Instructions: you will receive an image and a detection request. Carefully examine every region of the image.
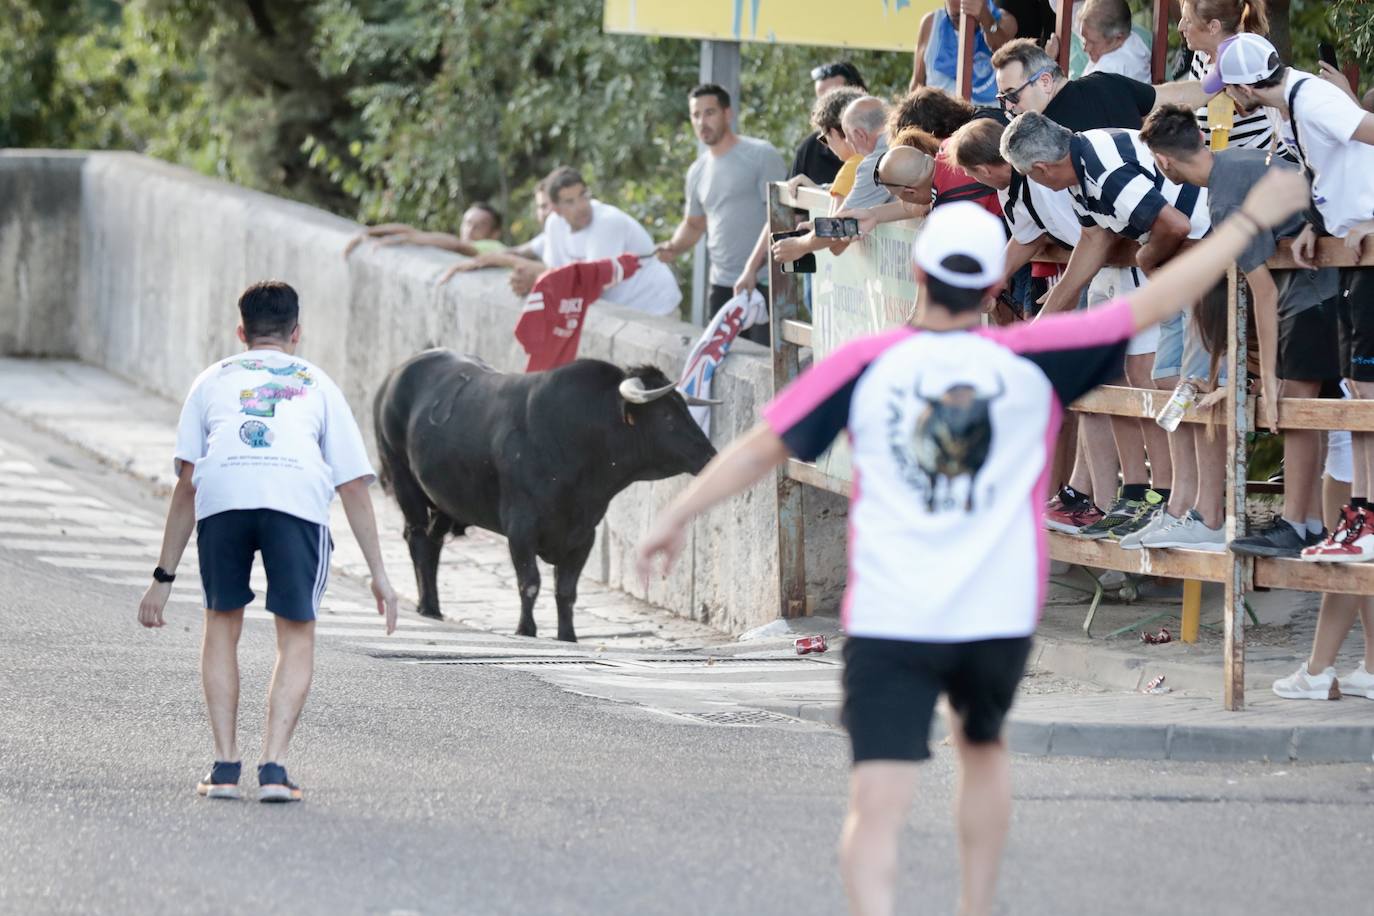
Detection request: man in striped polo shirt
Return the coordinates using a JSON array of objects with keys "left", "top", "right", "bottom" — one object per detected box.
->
[{"left": 1003, "top": 113, "right": 1229, "bottom": 551}]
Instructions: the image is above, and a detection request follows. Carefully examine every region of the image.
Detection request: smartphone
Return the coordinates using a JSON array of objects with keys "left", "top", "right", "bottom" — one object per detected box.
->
[
  {"left": 1318, "top": 41, "right": 1338, "bottom": 69},
  {"left": 813, "top": 216, "right": 860, "bottom": 238}
]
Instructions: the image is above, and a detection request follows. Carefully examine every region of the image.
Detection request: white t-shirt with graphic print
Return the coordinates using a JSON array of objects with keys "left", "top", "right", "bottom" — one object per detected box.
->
[{"left": 174, "top": 350, "right": 375, "bottom": 526}]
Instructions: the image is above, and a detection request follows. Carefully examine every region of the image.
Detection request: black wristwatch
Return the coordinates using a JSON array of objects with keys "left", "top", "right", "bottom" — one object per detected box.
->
[{"left": 152, "top": 566, "right": 176, "bottom": 584}]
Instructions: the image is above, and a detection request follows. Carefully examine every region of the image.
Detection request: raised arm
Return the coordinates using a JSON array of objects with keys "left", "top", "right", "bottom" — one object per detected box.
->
[
  {"left": 1151, "top": 80, "right": 1209, "bottom": 113},
  {"left": 1124, "top": 168, "right": 1309, "bottom": 332},
  {"left": 1039, "top": 225, "right": 1114, "bottom": 314}
]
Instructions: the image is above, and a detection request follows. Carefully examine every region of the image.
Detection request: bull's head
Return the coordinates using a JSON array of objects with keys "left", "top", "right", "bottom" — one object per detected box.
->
[
  {"left": 616, "top": 366, "right": 717, "bottom": 477},
  {"left": 912, "top": 375, "right": 1004, "bottom": 479}
]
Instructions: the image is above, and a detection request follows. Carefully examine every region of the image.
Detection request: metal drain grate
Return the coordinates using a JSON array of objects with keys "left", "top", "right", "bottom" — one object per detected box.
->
[{"left": 686, "top": 709, "right": 801, "bottom": 726}]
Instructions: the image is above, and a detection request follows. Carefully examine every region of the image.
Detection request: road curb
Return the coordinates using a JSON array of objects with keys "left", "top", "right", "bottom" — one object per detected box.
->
[{"left": 754, "top": 702, "right": 1374, "bottom": 763}]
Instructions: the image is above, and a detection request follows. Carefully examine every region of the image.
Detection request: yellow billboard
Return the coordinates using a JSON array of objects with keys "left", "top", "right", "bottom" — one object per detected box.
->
[{"left": 603, "top": 0, "right": 939, "bottom": 53}]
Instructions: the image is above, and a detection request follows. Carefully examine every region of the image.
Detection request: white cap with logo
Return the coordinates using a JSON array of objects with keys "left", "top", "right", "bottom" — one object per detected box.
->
[
  {"left": 1216, "top": 32, "right": 1282, "bottom": 87},
  {"left": 912, "top": 202, "right": 1006, "bottom": 289}
]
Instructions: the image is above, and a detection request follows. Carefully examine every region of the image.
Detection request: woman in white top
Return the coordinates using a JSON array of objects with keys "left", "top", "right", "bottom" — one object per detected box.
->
[{"left": 1179, "top": 0, "right": 1278, "bottom": 150}]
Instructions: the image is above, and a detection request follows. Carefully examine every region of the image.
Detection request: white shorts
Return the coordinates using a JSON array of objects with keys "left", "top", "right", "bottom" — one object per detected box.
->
[{"left": 1089, "top": 266, "right": 1157, "bottom": 356}]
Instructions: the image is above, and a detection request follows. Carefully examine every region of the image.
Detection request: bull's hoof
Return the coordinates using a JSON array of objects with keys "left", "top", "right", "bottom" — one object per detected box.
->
[
  {"left": 556, "top": 631, "right": 578, "bottom": 643},
  {"left": 515, "top": 624, "right": 537, "bottom": 638},
  {"left": 417, "top": 607, "right": 444, "bottom": 620}
]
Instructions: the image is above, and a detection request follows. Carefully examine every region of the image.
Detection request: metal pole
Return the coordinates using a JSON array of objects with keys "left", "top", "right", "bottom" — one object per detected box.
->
[
  {"left": 1223, "top": 264, "right": 1250, "bottom": 709},
  {"left": 693, "top": 40, "right": 743, "bottom": 327},
  {"left": 768, "top": 181, "right": 806, "bottom": 619},
  {"left": 957, "top": 14, "right": 976, "bottom": 100},
  {"left": 1151, "top": 0, "right": 1170, "bottom": 84},
  {"left": 1056, "top": 0, "right": 1075, "bottom": 75}
]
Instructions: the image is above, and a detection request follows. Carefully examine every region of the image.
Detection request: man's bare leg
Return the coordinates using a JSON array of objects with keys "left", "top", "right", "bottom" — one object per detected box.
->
[
  {"left": 1081, "top": 414, "right": 1121, "bottom": 510},
  {"left": 1282, "top": 380, "right": 1322, "bottom": 527},
  {"left": 1126, "top": 354, "right": 1172, "bottom": 491},
  {"left": 202, "top": 609, "right": 244, "bottom": 762},
  {"left": 260, "top": 617, "right": 316, "bottom": 765},
  {"left": 1194, "top": 421, "right": 1227, "bottom": 530},
  {"left": 950, "top": 715, "right": 1012, "bottom": 916},
  {"left": 839, "top": 761, "right": 920, "bottom": 916}
]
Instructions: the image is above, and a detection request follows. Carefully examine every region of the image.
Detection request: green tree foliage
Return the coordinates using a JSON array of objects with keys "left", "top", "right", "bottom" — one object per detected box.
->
[{"left": 1, "top": 0, "right": 1368, "bottom": 241}]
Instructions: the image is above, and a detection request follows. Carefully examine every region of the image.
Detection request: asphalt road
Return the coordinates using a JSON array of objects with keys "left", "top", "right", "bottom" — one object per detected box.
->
[{"left": 2, "top": 417, "right": 1373, "bottom": 916}]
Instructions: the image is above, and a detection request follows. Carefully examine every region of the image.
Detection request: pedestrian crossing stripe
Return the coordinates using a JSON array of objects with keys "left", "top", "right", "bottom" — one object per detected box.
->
[
  {"left": 0, "top": 524, "right": 160, "bottom": 540},
  {"left": 0, "top": 506, "right": 160, "bottom": 527},
  {"left": 0, "top": 488, "right": 110, "bottom": 508},
  {"left": 1, "top": 538, "right": 149, "bottom": 556}
]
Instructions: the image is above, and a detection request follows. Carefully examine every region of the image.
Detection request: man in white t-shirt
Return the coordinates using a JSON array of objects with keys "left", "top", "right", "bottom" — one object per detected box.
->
[
  {"left": 1078, "top": 0, "right": 1151, "bottom": 83},
  {"left": 535, "top": 166, "right": 682, "bottom": 317},
  {"left": 636, "top": 172, "right": 1307, "bottom": 916},
  {"left": 138, "top": 281, "right": 398, "bottom": 803},
  {"left": 1218, "top": 34, "right": 1374, "bottom": 564}
]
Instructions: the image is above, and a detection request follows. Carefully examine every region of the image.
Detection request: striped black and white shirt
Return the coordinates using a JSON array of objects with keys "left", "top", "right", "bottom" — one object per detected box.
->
[
  {"left": 1068, "top": 129, "right": 1211, "bottom": 241},
  {"left": 1189, "top": 50, "right": 1277, "bottom": 151}
]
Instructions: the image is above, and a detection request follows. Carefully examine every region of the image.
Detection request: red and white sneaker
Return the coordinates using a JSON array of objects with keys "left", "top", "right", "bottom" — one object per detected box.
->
[
  {"left": 1301, "top": 506, "right": 1374, "bottom": 563},
  {"left": 1045, "top": 499, "right": 1105, "bottom": 535}
]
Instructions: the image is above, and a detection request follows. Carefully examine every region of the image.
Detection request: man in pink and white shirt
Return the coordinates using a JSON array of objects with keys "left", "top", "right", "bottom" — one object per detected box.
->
[{"left": 636, "top": 172, "right": 1307, "bottom": 916}]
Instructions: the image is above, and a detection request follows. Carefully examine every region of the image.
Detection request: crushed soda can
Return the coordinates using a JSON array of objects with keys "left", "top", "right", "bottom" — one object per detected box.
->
[
  {"left": 794, "top": 635, "right": 828, "bottom": 655},
  {"left": 1140, "top": 627, "right": 1172, "bottom": 645},
  {"left": 1142, "top": 673, "right": 1171, "bottom": 695}
]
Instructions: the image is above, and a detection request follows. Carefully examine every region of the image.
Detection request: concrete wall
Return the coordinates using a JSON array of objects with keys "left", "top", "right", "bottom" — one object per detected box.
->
[
  {"left": 1, "top": 150, "right": 847, "bottom": 634},
  {"left": 0, "top": 152, "right": 86, "bottom": 356}
]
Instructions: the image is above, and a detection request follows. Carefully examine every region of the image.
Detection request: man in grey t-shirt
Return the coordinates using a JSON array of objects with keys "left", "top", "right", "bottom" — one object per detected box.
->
[
  {"left": 657, "top": 83, "right": 787, "bottom": 344},
  {"left": 1143, "top": 104, "right": 1340, "bottom": 559}
]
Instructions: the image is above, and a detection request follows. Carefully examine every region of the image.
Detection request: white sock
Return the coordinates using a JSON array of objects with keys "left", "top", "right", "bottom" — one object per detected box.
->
[
  {"left": 1282, "top": 516, "right": 1307, "bottom": 536},
  {"left": 1306, "top": 517, "right": 1324, "bottom": 535}
]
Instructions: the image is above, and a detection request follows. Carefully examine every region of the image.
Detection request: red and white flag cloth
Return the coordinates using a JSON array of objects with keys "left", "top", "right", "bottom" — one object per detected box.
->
[
  {"left": 516, "top": 254, "right": 640, "bottom": 372},
  {"left": 677, "top": 290, "right": 767, "bottom": 436}
]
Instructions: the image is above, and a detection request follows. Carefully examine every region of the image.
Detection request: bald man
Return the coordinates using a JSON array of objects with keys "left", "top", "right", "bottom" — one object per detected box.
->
[
  {"left": 875, "top": 145, "right": 936, "bottom": 206},
  {"left": 839, "top": 97, "right": 894, "bottom": 210}
]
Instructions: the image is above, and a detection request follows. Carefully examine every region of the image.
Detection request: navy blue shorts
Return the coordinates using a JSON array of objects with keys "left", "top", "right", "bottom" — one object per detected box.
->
[{"left": 196, "top": 509, "right": 331, "bottom": 621}]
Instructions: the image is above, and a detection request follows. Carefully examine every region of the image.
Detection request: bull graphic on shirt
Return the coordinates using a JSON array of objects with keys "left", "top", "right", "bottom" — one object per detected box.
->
[
  {"left": 239, "top": 381, "right": 309, "bottom": 418},
  {"left": 909, "top": 375, "right": 1004, "bottom": 512}
]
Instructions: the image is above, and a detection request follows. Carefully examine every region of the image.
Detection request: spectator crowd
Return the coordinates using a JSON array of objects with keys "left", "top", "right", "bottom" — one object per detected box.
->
[{"left": 344, "top": 0, "right": 1374, "bottom": 702}]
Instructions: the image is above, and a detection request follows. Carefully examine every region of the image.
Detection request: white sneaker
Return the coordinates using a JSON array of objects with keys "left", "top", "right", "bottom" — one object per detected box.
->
[
  {"left": 1118, "top": 510, "right": 1177, "bottom": 550},
  {"left": 1272, "top": 664, "right": 1340, "bottom": 700},
  {"left": 1138, "top": 510, "right": 1226, "bottom": 552},
  {"left": 1340, "top": 663, "right": 1374, "bottom": 699}
]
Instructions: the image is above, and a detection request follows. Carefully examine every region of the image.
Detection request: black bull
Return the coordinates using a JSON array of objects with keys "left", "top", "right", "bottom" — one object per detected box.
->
[{"left": 373, "top": 350, "right": 717, "bottom": 641}]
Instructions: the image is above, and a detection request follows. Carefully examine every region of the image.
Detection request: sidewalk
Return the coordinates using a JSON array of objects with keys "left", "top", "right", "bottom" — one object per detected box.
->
[{"left": 3, "top": 357, "right": 1372, "bottom": 763}]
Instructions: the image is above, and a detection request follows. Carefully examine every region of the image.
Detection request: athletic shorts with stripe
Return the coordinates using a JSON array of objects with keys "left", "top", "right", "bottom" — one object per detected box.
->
[{"left": 196, "top": 508, "right": 332, "bottom": 621}]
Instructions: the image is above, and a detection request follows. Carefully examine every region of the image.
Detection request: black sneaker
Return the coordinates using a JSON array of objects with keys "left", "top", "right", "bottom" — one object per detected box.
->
[
  {"left": 1229, "top": 519, "right": 1307, "bottom": 558},
  {"left": 257, "top": 762, "right": 303, "bottom": 803},
  {"left": 196, "top": 761, "right": 242, "bottom": 800},
  {"left": 1306, "top": 527, "right": 1329, "bottom": 547}
]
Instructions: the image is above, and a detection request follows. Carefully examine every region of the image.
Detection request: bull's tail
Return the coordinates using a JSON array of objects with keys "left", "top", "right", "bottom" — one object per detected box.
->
[{"left": 372, "top": 377, "right": 395, "bottom": 496}]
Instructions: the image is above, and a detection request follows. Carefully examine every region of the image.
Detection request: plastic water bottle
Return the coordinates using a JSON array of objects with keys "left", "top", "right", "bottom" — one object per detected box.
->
[{"left": 1156, "top": 380, "right": 1198, "bottom": 432}]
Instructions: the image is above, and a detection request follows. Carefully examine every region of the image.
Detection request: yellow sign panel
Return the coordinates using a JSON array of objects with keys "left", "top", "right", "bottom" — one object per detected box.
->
[{"left": 603, "top": 0, "right": 939, "bottom": 53}]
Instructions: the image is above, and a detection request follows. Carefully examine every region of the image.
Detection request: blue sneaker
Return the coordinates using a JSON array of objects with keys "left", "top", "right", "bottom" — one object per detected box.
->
[
  {"left": 196, "top": 761, "right": 242, "bottom": 800},
  {"left": 257, "top": 762, "right": 303, "bottom": 803}
]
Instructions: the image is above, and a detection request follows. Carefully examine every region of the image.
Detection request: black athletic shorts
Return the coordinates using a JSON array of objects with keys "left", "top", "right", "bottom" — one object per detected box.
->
[
  {"left": 1278, "top": 297, "right": 1340, "bottom": 382},
  {"left": 196, "top": 509, "right": 331, "bottom": 622},
  {"left": 1338, "top": 267, "right": 1374, "bottom": 382},
  {"left": 841, "top": 635, "right": 1033, "bottom": 763}
]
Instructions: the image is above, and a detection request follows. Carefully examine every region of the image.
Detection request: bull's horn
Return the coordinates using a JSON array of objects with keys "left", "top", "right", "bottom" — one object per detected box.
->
[
  {"left": 619, "top": 377, "right": 677, "bottom": 404},
  {"left": 681, "top": 394, "right": 722, "bottom": 407}
]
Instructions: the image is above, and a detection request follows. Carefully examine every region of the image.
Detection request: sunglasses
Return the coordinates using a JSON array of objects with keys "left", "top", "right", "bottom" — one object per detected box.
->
[
  {"left": 818, "top": 132, "right": 844, "bottom": 149},
  {"left": 996, "top": 68, "right": 1051, "bottom": 108}
]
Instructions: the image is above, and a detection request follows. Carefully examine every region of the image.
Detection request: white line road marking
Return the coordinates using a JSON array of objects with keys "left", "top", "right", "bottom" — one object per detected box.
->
[
  {"left": 0, "top": 489, "right": 109, "bottom": 508},
  {"left": 42, "top": 556, "right": 196, "bottom": 572},
  {"left": 0, "top": 460, "right": 40, "bottom": 474},
  {"left": 0, "top": 523, "right": 160, "bottom": 541},
  {"left": 90, "top": 574, "right": 200, "bottom": 592},
  {"left": 1, "top": 538, "right": 149, "bottom": 556},
  {"left": 1, "top": 507, "right": 159, "bottom": 526},
  {"left": 7, "top": 477, "right": 77, "bottom": 493}
]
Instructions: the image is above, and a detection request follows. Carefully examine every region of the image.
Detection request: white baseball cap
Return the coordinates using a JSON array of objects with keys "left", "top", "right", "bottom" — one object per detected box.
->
[
  {"left": 1216, "top": 32, "right": 1282, "bottom": 87},
  {"left": 912, "top": 202, "right": 1006, "bottom": 289}
]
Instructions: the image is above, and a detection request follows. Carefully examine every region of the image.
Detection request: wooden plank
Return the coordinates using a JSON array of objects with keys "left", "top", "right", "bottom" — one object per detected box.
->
[
  {"left": 1223, "top": 264, "right": 1248, "bottom": 711},
  {"left": 777, "top": 184, "right": 829, "bottom": 211},
  {"left": 1252, "top": 397, "right": 1374, "bottom": 433},
  {"left": 1055, "top": 0, "right": 1074, "bottom": 75},
  {"left": 1029, "top": 236, "right": 1138, "bottom": 267},
  {"left": 785, "top": 459, "right": 851, "bottom": 497},
  {"left": 1254, "top": 557, "right": 1374, "bottom": 594},
  {"left": 1267, "top": 238, "right": 1374, "bottom": 270},
  {"left": 1048, "top": 532, "right": 1230, "bottom": 581},
  {"left": 1070, "top": 385, "right": 1224, "bottom": 426},
  {"left": 956, "top": 14, "right": 976, "bottom": 101},
  {"left": 1151, "top": 0, "right": 1169, "bottom": 83},
  {"left": 768, "top": 182, "right": 808, "bottom": 620},
  {"left": 780, "top": 319, "right": 812, "bottom": 349}
]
